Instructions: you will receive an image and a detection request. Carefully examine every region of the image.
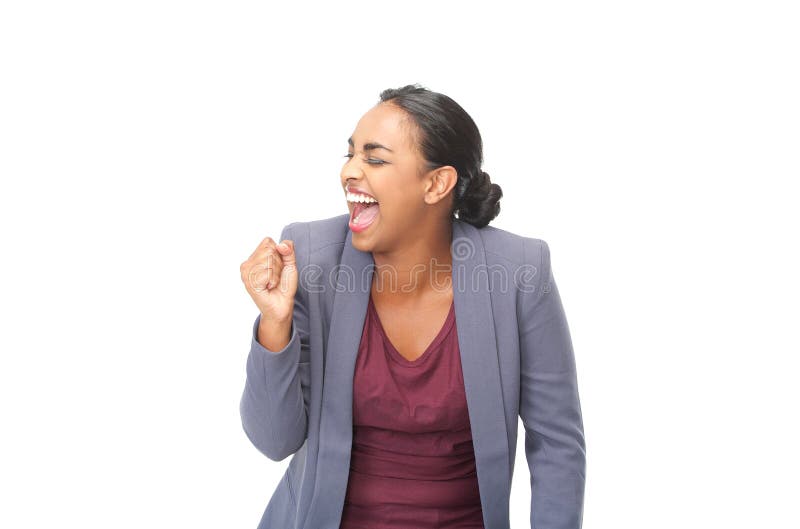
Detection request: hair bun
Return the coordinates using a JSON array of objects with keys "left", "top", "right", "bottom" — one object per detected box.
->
[{"left": 455, "top": 170, "right": 503, "bottom": 228}]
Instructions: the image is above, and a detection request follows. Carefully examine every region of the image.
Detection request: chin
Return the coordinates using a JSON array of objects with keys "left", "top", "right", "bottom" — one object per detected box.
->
[{"left": 351, "top": 235, "right": 374, "bottom": 253}]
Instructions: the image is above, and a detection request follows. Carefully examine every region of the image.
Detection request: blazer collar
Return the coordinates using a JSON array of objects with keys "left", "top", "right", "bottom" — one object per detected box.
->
[{"left": 304, "top": 219, "right": 511, "bottom": 529}]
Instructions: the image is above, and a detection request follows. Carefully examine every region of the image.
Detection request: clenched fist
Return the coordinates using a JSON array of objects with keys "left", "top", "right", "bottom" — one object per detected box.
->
[{"left": 240, "top": 235, "right": 298, "bottom": 324}]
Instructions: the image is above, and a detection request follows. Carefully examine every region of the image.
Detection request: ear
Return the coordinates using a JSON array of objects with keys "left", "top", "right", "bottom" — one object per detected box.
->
[{"left": 424, "top": 166, "right": 458, "bottom": 205}]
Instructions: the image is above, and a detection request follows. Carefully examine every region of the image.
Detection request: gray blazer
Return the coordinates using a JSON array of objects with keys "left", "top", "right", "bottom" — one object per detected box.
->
[{"left": 240, "top": 213, "right": 586, "bottom": 529}]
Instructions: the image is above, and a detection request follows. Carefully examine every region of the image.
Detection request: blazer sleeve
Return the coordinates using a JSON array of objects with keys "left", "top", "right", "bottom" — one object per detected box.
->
[
  {"left": 240, "top": 222, "right": 312, "bottom": 462},
  {"left": 518, "top": 238, "right": 586, "bottom": 529}
]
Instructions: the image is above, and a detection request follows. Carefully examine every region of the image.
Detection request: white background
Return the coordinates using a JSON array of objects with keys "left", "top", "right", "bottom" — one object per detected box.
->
[{"left": 1, "top": 1, "right": 798, "bottom": 528}]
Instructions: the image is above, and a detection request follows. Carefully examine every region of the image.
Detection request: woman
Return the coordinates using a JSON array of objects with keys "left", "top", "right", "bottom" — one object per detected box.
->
[{"left": 239, "top": 84, "right": 586, "bottom": 529}]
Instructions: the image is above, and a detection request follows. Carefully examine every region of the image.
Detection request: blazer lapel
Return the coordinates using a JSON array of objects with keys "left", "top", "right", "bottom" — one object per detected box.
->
[
  {"left": 304, "top": 219, "right": 510, "bottom": 529},
  {"left": 450, "top": 220, "right": 512, "bottom": 529},
  {"left": 302, "top": 227, "right": 373, "bottom": 529}
]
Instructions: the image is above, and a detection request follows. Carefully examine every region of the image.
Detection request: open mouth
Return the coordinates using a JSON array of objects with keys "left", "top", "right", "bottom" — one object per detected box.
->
[{"left": 350, "top": 200, "right": 380, "bottom": 229}]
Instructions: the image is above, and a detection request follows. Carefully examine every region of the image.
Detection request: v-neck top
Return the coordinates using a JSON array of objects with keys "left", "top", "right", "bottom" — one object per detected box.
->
[
  {"left": 339, "top": 294, "right": 485, "bottom": 529},
  {"left": 377, "top": 296, "right": 456, "bottom": 366}
]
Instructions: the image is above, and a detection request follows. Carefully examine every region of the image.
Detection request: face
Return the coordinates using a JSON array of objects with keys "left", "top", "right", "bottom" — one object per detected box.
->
[{"left": 341, "top": 102, "right": 455, "bottom": 252}]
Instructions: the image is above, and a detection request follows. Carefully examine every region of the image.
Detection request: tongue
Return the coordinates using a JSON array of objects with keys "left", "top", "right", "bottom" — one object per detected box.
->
[{"left": 353, "top": 202, "right": 379, "bottom": 225}]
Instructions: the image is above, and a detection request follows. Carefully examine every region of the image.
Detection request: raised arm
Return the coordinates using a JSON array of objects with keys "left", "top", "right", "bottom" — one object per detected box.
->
[
  {"left": 239, "top": 222, "right": 312, "bottom": 461},
  {"left": 518, "top": 238, "right": 586, "bottom": 529}
]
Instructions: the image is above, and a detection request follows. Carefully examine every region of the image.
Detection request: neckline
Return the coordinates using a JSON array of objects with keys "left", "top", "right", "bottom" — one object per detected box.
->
[{"left": 368, "top": 294, "right": 455, "bottom": 367}]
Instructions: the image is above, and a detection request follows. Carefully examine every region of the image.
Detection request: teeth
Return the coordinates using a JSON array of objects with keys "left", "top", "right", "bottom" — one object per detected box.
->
[{"left": 346, "top": 191, "right": 378, "bottom": 204}]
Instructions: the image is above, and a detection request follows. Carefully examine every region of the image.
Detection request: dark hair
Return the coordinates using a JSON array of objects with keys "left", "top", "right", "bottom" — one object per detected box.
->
[{"left": 378, "top": 84, "right": 503, "bottom": 228}]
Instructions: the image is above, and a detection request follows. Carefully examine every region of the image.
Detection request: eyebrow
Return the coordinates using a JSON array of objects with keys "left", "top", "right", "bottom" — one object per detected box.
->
[{"left": 348, "top": 137, "right": 394, "bottom": 153}]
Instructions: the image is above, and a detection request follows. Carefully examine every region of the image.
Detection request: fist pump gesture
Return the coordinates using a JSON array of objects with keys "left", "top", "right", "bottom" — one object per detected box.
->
[{"left": 240, "top": 236, "right": 298, "bottom": 324}]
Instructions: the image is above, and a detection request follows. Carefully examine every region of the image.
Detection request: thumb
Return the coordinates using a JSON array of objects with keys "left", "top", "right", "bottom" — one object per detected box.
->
[
  {"left": 277, "top": 240, "right": 296, "bottom": 266},
  {"left": 277, "top": 240, "right": 297, "bottom": 293}
]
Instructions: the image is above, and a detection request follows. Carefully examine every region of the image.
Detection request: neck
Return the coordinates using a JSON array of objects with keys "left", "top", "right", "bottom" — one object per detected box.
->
[{"left": 370, "top": 220, "right": 453, "bottom": 300}]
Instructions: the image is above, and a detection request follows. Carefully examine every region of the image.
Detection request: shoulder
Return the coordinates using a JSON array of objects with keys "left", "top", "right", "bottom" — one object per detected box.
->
[
  {"left": 280, "top": 213, "right": 351, "bottom": 256},
  {"left": 476, "top": 223, "right": 551, "bottom": 272},
  {"left": 472, "top": 223, "right": 554, "bottom": 307}
]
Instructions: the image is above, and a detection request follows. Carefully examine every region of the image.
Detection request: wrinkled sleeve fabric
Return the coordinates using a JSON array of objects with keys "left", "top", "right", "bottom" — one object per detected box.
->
[
  {"left": 240, "top": 222, "right": 311, "bottom": 462},
  {"left": 518, "top": 238, "right": 586, "bottom": 529}
]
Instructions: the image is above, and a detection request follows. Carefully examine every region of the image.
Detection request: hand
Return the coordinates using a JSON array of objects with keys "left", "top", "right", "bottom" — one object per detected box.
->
[{"left": 240, "top": 235, "right": 298, "bottom": 323}]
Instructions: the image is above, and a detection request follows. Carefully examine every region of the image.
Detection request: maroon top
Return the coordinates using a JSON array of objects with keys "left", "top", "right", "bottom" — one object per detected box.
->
[{"left": 339, "top": 294, "right": 485, "bottom": 529}]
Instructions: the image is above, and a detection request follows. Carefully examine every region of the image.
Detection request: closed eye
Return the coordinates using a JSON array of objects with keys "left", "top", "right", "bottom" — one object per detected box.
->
[{"left": 343, "top": 154, "right": 387, "bottom": 165}]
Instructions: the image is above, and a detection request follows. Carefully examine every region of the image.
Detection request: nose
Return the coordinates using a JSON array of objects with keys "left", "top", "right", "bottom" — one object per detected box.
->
[{"left": 340, "top": 153, "right": 365, "bottom": 183}]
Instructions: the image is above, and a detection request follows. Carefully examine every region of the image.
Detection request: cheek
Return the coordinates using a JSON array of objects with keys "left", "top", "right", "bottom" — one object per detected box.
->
[
  {"left": 379, "top": 183, "right": 425, "bottom": 211},
  {"left": 378, "top": 193, "right": 425, "bottom": 219}
]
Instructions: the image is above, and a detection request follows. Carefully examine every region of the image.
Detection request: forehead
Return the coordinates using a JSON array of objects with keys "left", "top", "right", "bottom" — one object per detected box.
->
[{"left": 350, "top": 103, "right": 416, "bottom": 152}]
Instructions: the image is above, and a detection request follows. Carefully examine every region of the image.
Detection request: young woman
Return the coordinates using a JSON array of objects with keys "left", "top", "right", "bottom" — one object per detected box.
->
[{"left": 239, "top": 84, "right": 586, "bottom": 529}]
